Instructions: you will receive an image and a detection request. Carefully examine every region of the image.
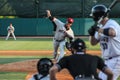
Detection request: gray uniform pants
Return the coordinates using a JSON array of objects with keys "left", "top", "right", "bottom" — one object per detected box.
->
[{"left": 6, "top": 31, "right": 16, "bottom": 40}]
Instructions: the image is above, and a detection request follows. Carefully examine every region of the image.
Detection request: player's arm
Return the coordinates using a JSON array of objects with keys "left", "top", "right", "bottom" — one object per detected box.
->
[
  {"left": 103, "top": 68, "right": 113, "bottom": 80},
  {"left": 89, "top": 27, "right": 116, "bottom": 45},
  {"left": 97, "top": 28, "right": 116, "bottom": 37},
  {"left": 49, "top": 57, "right": 67, "bottom": 80},
  {"left": 88, "top": 23, "right": 100, "bottom": 45},
  {"left": 46, "top": 10, "right": 65, "bottom": 30},
  {"left": 89, "top": 36, "right": 99, "bottom": 45},
  {"left": 46, "top": 10, "right": 57, "bottom": 32},
  {"left": 64, "top": 30, "right": 74, "bottom": 41},
  {"left": 46, "top": 10, "right": 56, "bottom": 21},
  {"left": 49, "top": 65, "right": 58, "bottom": 80},
  {"left": 97, "top": 56, "right": 113, "bottom": 80}
]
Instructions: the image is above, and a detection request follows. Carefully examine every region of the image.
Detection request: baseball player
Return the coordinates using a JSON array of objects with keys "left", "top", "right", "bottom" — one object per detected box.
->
[
  {"left": 88, "top": 4, "right": 120, "bottom": 80},
  {"left": 49, "top": 38, "right": 113, "bottom": 80},
  {"left": 5, "top": 23, "right": 16, "bottom": 40},
  {"left": 46, "top": 10, "right": 74, "bottom": 62},
  {"left": 29, "top": 58, "right": 53, "bottom": 80}
]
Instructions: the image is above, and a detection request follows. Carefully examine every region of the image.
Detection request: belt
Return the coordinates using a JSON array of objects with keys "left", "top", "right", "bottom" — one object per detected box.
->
[
  {"left": 105, "top": 57, "right": 112, "bottom": 60},
  {"left": 105, "top": 55, "right": 120, "bottom": 60},
  {"left": 75, "top": 75, "right": 95, "bottom": 80},
  {"left": 54, "top": 38, "right": 65, "bottom": 42}
]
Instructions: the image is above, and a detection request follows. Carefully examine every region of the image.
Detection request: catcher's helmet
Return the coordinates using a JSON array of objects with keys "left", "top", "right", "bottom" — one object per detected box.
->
[
  {"left": 71, "top": 38, "right": 86, "bottom": 52},
  {"left": 67, "top": 18, "right": 74, "bottom": 23},
  {"left": 90, "top": 4, "right": 107, "bottom": 21},
  {"left": 37, "top": 58, "right": 53, "bottom": 76}
]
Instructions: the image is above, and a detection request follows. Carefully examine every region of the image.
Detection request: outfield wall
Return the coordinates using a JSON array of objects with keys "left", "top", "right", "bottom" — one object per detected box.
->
[{"left": 0, "top": 18, "right": 120, "bottom": 36}]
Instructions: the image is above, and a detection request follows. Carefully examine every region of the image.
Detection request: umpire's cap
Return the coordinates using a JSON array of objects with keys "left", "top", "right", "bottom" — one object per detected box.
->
[
  {"left": 37, "top": 58, "right": 53, "bottom": 76},
  {"left": 71, "top": 38, "right": 86, "bottom": 52}
]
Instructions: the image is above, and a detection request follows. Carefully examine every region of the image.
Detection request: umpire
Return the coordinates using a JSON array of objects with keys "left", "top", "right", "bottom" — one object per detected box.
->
[{"left": 49, "top": 38, "right": 113, "bottom": 80}]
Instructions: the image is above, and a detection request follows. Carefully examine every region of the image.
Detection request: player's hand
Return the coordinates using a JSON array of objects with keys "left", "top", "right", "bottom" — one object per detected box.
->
[
  {"left": 46, "top": 10, "right": 51, "bottom": 17},
  {"left": 88, "top": 24, "right": 99, "bottom": 36},
  {"left": 46, "top": 10, "right": 50, "bottom": 13}
]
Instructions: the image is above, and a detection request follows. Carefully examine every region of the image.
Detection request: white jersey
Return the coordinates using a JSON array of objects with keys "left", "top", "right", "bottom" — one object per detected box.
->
[
  {"left": 29, "top": 74, "right": 50, "bottom": 80},
  {"left": 54, "top": 19, "right": 74, "bottom": 40},
  {"left": 95, "top": 19, "right": 120, "bottom": 59},
  {"left": 7, "top": 26, "right": 14, "bottom": 31}
]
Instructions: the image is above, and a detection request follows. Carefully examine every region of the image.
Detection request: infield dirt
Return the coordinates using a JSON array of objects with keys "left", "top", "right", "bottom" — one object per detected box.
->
[{"left": 0, "top": 50, "right": 101, "bottom": 80}]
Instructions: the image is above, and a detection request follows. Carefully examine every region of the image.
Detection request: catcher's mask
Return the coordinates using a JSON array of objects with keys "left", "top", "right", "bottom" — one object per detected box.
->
[
  {"left": 71, "top": 38, "right": 86, "bottom": 52},
  {"left": 37, "top": 58, "right": 53, "bottom": 76},
  {"left": 90, "top": 4, "right": 107, "bottom": 21}
]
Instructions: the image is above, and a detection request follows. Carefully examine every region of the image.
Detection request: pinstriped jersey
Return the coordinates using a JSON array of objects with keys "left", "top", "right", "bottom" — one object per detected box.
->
[{"left": 95, "top": 19, "right": 120, "bottom": 59}]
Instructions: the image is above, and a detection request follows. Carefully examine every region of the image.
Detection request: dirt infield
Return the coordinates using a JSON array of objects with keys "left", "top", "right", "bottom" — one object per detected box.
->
[
  {"left": 0, "top": 50, "right": 101, "bottom": 80},
  {"left": 0, "top": 50, "right": 101, "bottom": 56}
]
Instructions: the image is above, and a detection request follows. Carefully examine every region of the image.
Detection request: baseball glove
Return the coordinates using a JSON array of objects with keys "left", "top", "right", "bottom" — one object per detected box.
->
[
  {"left": 65, "top": 42, "right": 72, "bottom": 51},
  {"left": 88, "top": 24, "right": 99, "bottom": 36}
]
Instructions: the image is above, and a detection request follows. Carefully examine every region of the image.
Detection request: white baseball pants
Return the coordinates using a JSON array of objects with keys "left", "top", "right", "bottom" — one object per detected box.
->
[
  {"left": 53, "top": 39, "right": 65, "bottom": 62},
  {"left": 99, "top": 56, "right": 120, "bottom": 80},
  {"left": 6, "top": 32, "right": 16, "bottom": 40}
]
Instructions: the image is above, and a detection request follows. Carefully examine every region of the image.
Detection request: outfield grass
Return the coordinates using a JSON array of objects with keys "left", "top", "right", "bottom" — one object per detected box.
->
[
  {"left": 0, "top": 38, "right": 53, "bottom": 50},
  {"left": 0, "top": 37, "right": 100, "bottom": 50},
  {"left": 0, "top": 72, "right": 27, "bottom": 80}
]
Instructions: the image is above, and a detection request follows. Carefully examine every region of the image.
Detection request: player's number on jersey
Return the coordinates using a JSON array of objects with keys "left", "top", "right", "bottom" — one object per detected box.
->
[{"left": 101, "top": 43, "right": 108, "bottom": 50}]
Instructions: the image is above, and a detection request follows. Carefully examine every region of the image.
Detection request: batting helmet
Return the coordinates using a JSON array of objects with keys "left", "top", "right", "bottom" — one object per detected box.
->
[
  {"left": 90, "top": 4, "right": 107, "bottom": 21},
  {"left": 67, "top": 18, "right": 74, "bottom": 23},
  {"left": 71, "top": 38, "right": 86, "bottom": 52},
  {"left": 37, "top": 58, "right": 53, "bottom": 76}
]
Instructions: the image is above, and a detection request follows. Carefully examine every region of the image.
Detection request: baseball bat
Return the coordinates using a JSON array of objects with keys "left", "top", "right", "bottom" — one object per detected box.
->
[{"left": 97, "top": 0, "right": 119, "bottom": 27}]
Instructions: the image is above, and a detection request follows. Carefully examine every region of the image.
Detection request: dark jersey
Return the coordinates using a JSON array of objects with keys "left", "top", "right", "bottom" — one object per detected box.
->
[{"left": 57, "top": 54, "right": 107, "bottom": 79}]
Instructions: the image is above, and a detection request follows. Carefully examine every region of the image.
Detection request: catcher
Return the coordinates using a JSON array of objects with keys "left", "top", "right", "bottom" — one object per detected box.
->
[
  {"left": 49, "top": 38, "right": 113, "bottom": 80},
  {"left": 29, "top": 58, "right": 53, "bottom": 80}
]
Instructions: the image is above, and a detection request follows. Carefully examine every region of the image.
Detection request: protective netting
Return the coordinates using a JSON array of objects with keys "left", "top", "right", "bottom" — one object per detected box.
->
[{"left": 0, "top": 0, "right": 119, "bottom": 18}]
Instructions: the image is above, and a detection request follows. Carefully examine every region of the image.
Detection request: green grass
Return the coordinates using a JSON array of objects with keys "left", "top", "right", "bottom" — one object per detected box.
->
[
  {"left": 0, "top": 37, "right": 100, "bottom": 50},
  {"left": 0, "top": 56, "right": 52, "bottom": 64},
  {"left": 0, "top": 37, "right": 100, "bottom": 80},
  {"left": 0, "top": 56, "right": 51, "bottom": 80},
  {"left": 0, "top": 38, "right": 53, "bottom": 50},
  {"left": 0, "top": 72, "right": 27, "bottom": 80}
]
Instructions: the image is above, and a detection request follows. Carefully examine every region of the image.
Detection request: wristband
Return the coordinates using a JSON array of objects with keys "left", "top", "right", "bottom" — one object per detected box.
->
[{"left": 103, "top": 28, "right": 110, "bottom": 36}]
